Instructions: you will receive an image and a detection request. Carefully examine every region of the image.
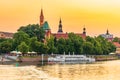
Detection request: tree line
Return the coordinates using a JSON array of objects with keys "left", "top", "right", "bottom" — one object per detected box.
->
[{"left": 0, "top": 24, "right": 116, "bottom": 55}]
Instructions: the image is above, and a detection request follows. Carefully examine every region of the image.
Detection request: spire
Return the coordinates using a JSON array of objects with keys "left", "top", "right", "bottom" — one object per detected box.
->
[
  {"left": 83, "top": 25, "right": 86, "bottom": 35},
  {"left": 40, "top": 8, "right": 44, "bottom": 26},
  {"left": 106, "top": 29, "right": 109, "bottom": 35},
  {"left": 59, "top": 18, "right": 62, "bottom": 23},
  {"left": 41, "top": 9, "right": 43, "bottom": 16},
  {"left": 58, "top": 18, "right": 63, "bottom": 33}
]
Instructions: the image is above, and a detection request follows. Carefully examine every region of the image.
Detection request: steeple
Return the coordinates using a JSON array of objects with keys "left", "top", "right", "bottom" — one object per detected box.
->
[
  {"left": 83, "top": 25, "right": 86, "bottom": 35},
  {"left": 58, "top": 18, "right": 63, "bottom": 33},
  {"left": 40, "top": 9, "right": 44, "bottom": 26},
  {"left": 106, "top": 29, "right": 109, "bottom": 35}
]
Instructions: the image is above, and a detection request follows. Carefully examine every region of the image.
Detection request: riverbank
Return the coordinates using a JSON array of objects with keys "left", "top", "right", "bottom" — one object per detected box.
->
[
  {"left": 21, "top": 56, "right": 48, "bottom": 62},
  {"left": 0, "top": 65, "right": 59, "bottom": 80},
  {"left": 94, "top": 55, "right": 119, "bottom": 61},
  {"left": 8, "top": 55, "right": 119, "bottom": 62}
]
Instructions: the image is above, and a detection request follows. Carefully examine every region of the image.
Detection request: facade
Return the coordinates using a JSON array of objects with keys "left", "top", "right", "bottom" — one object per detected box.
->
[
  {"left": 0, "top": 31, "right": 14, "bottom": 39},
  {"left": 40, "top": 9, "right": 86, "bottom": 39},
  {"left": 52, "top": 18, "right": 86, "bottom": 39},
  {"left": 100, "top": 29, "right": 113, "bottom": 41}
]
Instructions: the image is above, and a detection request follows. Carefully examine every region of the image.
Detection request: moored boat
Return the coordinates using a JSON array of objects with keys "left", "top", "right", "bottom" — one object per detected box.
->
[{"left": 48, "top": 55, "right": 95, "bottom": 63}]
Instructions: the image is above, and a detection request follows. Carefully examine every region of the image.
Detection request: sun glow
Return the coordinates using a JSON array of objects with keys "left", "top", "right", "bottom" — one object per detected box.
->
[{"left": 0, "top": 0, "right": 120, "bottom": 36}]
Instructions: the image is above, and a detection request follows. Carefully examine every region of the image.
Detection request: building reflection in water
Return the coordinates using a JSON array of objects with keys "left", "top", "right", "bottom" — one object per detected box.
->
[{"left": 38, "top": 61, "right": 120, "bottom": 80}]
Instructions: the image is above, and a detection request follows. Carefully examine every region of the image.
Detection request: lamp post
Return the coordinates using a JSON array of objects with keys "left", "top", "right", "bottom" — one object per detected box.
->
[
  {"left": 42, "top": 54, "right": 44, "bottom": 65},
  {"left": 69, "top": 52, "right": 70, "bottom": 56},
  {"left": 64, "top": 51, "right": 65, "bottom": 55},
  {"left": 73, "top": 52, "right": 74, "bottom": 55}
]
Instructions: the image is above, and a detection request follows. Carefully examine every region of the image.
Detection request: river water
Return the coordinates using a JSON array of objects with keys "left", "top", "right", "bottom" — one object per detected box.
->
[{"left": 37, "top": 60, "right": 120, "bottom": 80}]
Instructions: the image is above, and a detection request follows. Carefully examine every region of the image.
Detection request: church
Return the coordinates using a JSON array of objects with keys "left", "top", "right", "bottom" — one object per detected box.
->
[
  {"left": 39, "top": 9, "right": 86, "bottom": 39},
  {"left": 100, "top": 29, "right": 113, "bottom": 41}
]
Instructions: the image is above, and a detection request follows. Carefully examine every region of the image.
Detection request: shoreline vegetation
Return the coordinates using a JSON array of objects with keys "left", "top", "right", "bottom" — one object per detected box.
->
[
  {"left": 0, "top": 24, "right": 118, "bottom": 63},
  {"left": 0, "top": 24, "right": 116, "bottom": 57}
]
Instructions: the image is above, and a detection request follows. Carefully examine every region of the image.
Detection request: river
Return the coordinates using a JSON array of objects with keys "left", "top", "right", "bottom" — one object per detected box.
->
[{"left": 37, "top": 60, "right": 120, "bottom": 80}]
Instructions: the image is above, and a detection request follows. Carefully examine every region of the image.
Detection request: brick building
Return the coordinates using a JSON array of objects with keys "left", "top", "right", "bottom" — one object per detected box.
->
[
  {"left": 0, "top": 31, "right": 14, "bottom": 39},
  {"left": 39, "top": 9, "right": 86, "bottom": 39}
]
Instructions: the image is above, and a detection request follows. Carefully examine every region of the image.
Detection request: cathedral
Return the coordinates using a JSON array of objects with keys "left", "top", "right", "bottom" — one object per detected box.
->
[
  {"left": 39, "top": 9, "right": 86, "bottom": 39},
  {"left": 100, "top": 29, "right": 113, "bottom": 41}
]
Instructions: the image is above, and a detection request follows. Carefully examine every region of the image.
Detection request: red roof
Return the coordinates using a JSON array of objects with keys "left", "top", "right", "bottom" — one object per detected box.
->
[
  {"left": 52, "top": 33, "right": 86, "bottom": 39},
  {"left": 52, "top": 33, "right": 68, "bottom": 39},
  {"left": 0, "top": 31, "right": 14, "bottom": 39},
  {"left": 113, "top": 42, "right": 120, "bottom": 48}
]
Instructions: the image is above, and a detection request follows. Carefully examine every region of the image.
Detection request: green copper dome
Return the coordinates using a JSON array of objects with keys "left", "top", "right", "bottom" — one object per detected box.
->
[{"left": 42, "top": 21, "right": 50, "bottom": 30}]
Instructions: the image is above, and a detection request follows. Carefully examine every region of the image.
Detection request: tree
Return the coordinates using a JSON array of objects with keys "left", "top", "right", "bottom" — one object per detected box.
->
[
  {"left": 65, "top": 39, "right": 74, "bottom": 54},
  {"left": 13, "top": 31, "right": 30, "bottom": 50},
  {"left": 68, "top": 33, "right": 84, "bottom": 54},
  {"left": 18, "top": 24, "right": 45, "bottom": 41},
  {"left": 0, "top": 40, "right": 13, "bottom": 54},
  {"left": 39, "top": 43, "right": 49, "bottom": 54},
  {"left": 95, "top": 36, "right": 116, "bottom": 55},
  {"left": 47, "top": 36, "right": 58, "bottom": 54},
  {"left": 31, "top": 40, "right": 41, "bottom": 53},
  {"left": 18, "top": 42, "right": 29, "bottom": 55},
  {"left": 0, "top": 38, "right": 8, "bottom": 43},
  {"left": 113, "top": 37, "right": 120, "bottom": 43},
  {"left": 29, "top": 37, "right": 39, "bottom": 52},
  {"left": 93, "top": 40, "right": 103, "bottom": 55},
  {"left": 56, "top": 38, "right": 66, "bottom": 54},
  {"left": 82, "top": 42, "right": 94, "bottom": 55}
]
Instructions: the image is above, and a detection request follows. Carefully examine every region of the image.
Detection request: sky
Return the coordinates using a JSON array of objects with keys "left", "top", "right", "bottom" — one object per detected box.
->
[{"left": 0, "top": 0, "right": 120, "bottom": 37}]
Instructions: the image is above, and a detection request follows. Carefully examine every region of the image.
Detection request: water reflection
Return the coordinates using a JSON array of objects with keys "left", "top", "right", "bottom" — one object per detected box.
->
[
  {"left": 38, "top": 60, "right": 120, "bottom": 80},
  {"left": 2, "top": 60, "right": 120, "bottom": 80}
]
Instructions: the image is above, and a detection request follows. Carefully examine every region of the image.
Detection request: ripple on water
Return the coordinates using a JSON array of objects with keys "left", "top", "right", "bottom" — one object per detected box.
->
[{"left": 36, "top": 60, "right": 120, "bottom": 80}]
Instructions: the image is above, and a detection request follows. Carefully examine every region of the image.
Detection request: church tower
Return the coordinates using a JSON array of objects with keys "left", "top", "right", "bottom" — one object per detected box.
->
[
  {"left": 83, "top": 27, "right": 86, "bottom": 35},
  {"left": 58, "top": 18, "right": 63, "bottom": 33},
  {"left": 106, "top": 29, "right": 109, "bottom": 35},
  {"left": 40, "top": 9, "right": 44, "bottom": 26}
]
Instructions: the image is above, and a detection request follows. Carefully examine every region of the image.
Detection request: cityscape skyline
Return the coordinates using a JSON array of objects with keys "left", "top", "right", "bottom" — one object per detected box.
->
[{"left": 0, "top": 0, "right": 120, "bottom": 37}]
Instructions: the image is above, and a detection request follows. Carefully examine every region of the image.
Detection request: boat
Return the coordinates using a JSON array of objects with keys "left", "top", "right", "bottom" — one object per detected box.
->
[{"left": 48, "top": 55, "right": 95, "bottom": 63}]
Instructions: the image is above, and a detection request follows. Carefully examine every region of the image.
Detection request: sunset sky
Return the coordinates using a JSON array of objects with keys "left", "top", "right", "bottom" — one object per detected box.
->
[{"left": 0, "top": 0, "right": 120, "bottom": 37}]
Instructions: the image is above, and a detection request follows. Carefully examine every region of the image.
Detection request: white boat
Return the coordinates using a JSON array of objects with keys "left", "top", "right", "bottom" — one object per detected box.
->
[{"left": 48, "top": 55, "right": 95, "bottom": 63}]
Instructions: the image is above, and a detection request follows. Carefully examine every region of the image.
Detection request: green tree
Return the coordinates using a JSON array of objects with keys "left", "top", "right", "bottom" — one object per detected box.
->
[
  {"left": 0, "top": 40, "right": 13, "bottom": 54},
  {"left": 39, "top": 43, "right": 49, "bottom": 54},
  {"left": 47, "top": 36, "right": 58, "bottom": 54},
  {"left": 65, "top": 39, "right": 74, "bottom": 54},
  {"left": 93, "top": 40, "right": 103, "bottom": 55},
  {"left": 113, "top": 37, "right": 120, "bottom": 43},
  {"left": 13, "top": 31, "right": 30, "bottom": 50},
  {"left": 95, "top": 36, "right": 115, "bottom": 55},
  {"left": 18, "top": 24, "right": 45, "bottom": 41},
  {"left": 29, "top": 37, "right": 39, "bottom": 52},
  {"left": 0, "top": 38, "right": 8, "bottom": 43},
  {"left": 18, "top": 42, "right": 29, "bottom": 55},
  {"left": 56, "top": 38, "right": 66, "bottom": 54},
  {"left": 82, "top": 42, "right": 94, "bottom": 55},
  {"left": 68, "top": 33, "right": 84, "bottom": 54},
  {"left": 31, "top": 41, "right": 42, "bottom": 53}
]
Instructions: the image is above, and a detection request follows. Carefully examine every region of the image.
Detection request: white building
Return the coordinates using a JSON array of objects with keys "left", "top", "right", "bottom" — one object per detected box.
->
[{"left": 100, "top": 29, "right": 113, "bottom": 41}]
